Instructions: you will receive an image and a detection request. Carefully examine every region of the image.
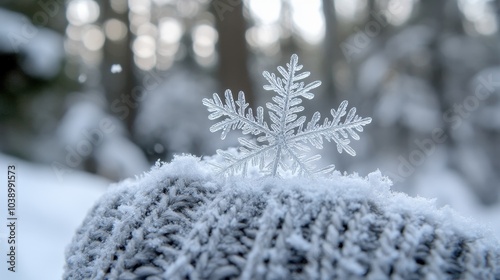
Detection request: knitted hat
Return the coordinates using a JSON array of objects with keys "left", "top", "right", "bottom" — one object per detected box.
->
[{"left": 64, "top": 156, "right": 500, "bottom": 279}]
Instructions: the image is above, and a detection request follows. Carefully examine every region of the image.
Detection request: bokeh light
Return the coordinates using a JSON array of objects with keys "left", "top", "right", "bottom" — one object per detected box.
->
[
  {"left": 82, "top": 25, "right": 105, "bottom": 51},
  {"left": 133, "top": 35, "right": 156, "bottom": 58},
  {"left": 335, "top": 0, "right": 366, "bottom": 21},
  {"left": 459, "top": 0, "right": 498, "bottom": 35},
  {"left": 66, "top": 0, "right": 100, "bottom": 26},
  {"left": 192, "top": 24, "right": 217, "bottom": 57},
  {"left": 104, "top": 19, "right": 128, "bottom": 41},
  {"left": 290, "top": 0, "right": 325, "bottom": 44},
  {"left": 246, "top": 25, "right": 281, "bottom": 55},
  {"left": 129, "top": 0, "right": 151, "bottom": 15},
  {"left": 386, "top": 0, "right": 414, "bottom": 26},
  {"left": 247, "top": 0, "right": 282, "bottom": 25},
  {"left": 110, "top": 0, "right": 128, "bottom": 14},
  {"left": 159, "top": 18, "right": 183, "bottom": 44}
]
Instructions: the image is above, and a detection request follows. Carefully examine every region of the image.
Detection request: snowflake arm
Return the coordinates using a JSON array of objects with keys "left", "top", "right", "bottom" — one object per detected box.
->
[
  {"left": 203, "top": 90, "right": 277, "bottom": 175},
  {"left": 291, "top": 101, "right": 372, "bottom": 156},
  {"left": 213, "top": 142, "right": 275, "bottom": 176},
  {"left": 262, "top": 54, "right": 321, "bottom": 135},
  {"left": 202, "top": 90, "right": 274, "bottom": 140}
]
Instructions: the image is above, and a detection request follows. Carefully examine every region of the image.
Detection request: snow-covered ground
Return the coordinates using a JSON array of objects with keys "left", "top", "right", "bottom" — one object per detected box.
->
[
  {"left": 408, "top": 152, "right": 500, "bottom": 237},
  {"left": 414, "top": 172, "right": 500, "bottom": 239},
  {"left": 0, "top": 153, "right": 109, "bottom": 280},
  {"left": 0, "top": 152, "right": 498, "bottom": 279}
]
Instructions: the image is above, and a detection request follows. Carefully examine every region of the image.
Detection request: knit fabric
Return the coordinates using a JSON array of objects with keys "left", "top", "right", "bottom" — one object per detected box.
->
[{"left": 64, "top": 156, "right": 500, "bottom": 280}]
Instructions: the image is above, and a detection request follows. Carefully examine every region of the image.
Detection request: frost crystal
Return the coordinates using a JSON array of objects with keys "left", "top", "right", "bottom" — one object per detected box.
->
[{"left": 203, "top": 54, "right": 372, "bottom": 177}]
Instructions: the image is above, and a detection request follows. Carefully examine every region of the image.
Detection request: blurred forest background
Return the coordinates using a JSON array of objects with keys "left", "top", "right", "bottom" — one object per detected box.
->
[{"left": 1, "top": 0, "right": 500, "bottom": 209}]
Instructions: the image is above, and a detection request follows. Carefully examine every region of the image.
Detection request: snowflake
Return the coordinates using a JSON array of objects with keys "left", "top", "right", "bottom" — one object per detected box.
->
[{"left": 203, "top": 54, "right": 372, "bottom": 177}]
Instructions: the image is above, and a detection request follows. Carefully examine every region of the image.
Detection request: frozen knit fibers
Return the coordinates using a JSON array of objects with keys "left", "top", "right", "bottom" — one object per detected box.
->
[{"left": 64, "top": 156, "right": 500, "bottom": 280}]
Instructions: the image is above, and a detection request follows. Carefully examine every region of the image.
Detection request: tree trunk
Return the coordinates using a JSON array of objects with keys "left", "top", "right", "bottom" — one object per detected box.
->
[
  {"left": 322, "top": 0, "right": 338, "bottom": 100},
  {"left": 100, "top": 1, "right": 136, "bottom": 131},
  {"left": 280, "top": 0, "right": 299, "bottom": 58},
  {"left": 212, "top": 0, "right": 254, "bottom": 105}
]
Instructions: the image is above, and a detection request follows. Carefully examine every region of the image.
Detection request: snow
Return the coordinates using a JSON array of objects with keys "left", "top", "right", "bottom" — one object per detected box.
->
[
  {"left": 0, "top": 153, "right": 109, "bottom": 280},
  {"left": 358, "top": 54, "right": 389, "bottom": 94},
  {"left": 111, "top": 64, "right": 122, "bottom": 73},
  {"left": 148, "top": 156, "right": 500, "bottom": 241},
  {"left": 0, "top": 138, "right": 496, "bottom": 279},
  {"left": 375, "top": 75, "right": 440, "bottom": 132},
  {"left": 0, "top": 8, "right": 63, "bottom": 79},
  {"left": 56, "top": 99, "right": 149, "bottom": 180},
  {"left": 64, "top": 155, "right": 500, "bottom": 279},
  {"left": 412, "top": 155, "right": 500, "bottom": 235},
  {"left": 94, "top": 137, "right": 152, "bottom": 180},
  {"left": 21, "top": 28, "right": 64, "bottom": 79},
  {"left": 133, "top": 67, "right": 224, "bottom": 156},
  {"left": 0, "top": 8, "right": 23, "bottom": 52},
  {"left": 386, "top": 25, "right": 434, "bottom": 60}
]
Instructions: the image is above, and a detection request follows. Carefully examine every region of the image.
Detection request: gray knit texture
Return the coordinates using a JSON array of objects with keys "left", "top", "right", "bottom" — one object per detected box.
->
[{"left": 64, "top": 156, "right": 500, "bottom": 279}]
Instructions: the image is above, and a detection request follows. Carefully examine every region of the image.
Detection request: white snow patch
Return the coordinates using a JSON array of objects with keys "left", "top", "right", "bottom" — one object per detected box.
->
[
  {"left": 0, "top": 153, "right": 109, "bottom": 280},
  {"left": 0, "top": 9, "right": 63, "bottom": 79},
  {"left": 111, "top": 64, "right": 122, "bottom": 73},
  {"left": 286, "top": 233, "right": 311, "bottom": 251},
  {"left": 413, "top": 160, "right": 500, "bottom": 238},
  {"left": 62, "top": 155, "right": 500, "bottom": 278},
  {"left": 56, "top": 100, "right": 149, "bottom": 180},
  {"left": 136, "top": 156, "right": 499, "bottom": 244}
]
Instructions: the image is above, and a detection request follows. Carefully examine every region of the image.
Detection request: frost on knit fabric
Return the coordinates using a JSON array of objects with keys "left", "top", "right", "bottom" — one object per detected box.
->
[{"left": 64, "top": 156, "right": 500, "bottom": 279}]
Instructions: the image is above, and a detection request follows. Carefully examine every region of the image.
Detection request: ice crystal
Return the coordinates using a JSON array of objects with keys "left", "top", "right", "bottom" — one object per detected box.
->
[{"left": 203, "top": 54, "right": 372, "bottom": 177}]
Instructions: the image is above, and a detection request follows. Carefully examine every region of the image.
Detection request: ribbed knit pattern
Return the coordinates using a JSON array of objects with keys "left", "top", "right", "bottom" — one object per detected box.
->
[{"left": 64, "top": 156, "right": 500, "bottom": 280}]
